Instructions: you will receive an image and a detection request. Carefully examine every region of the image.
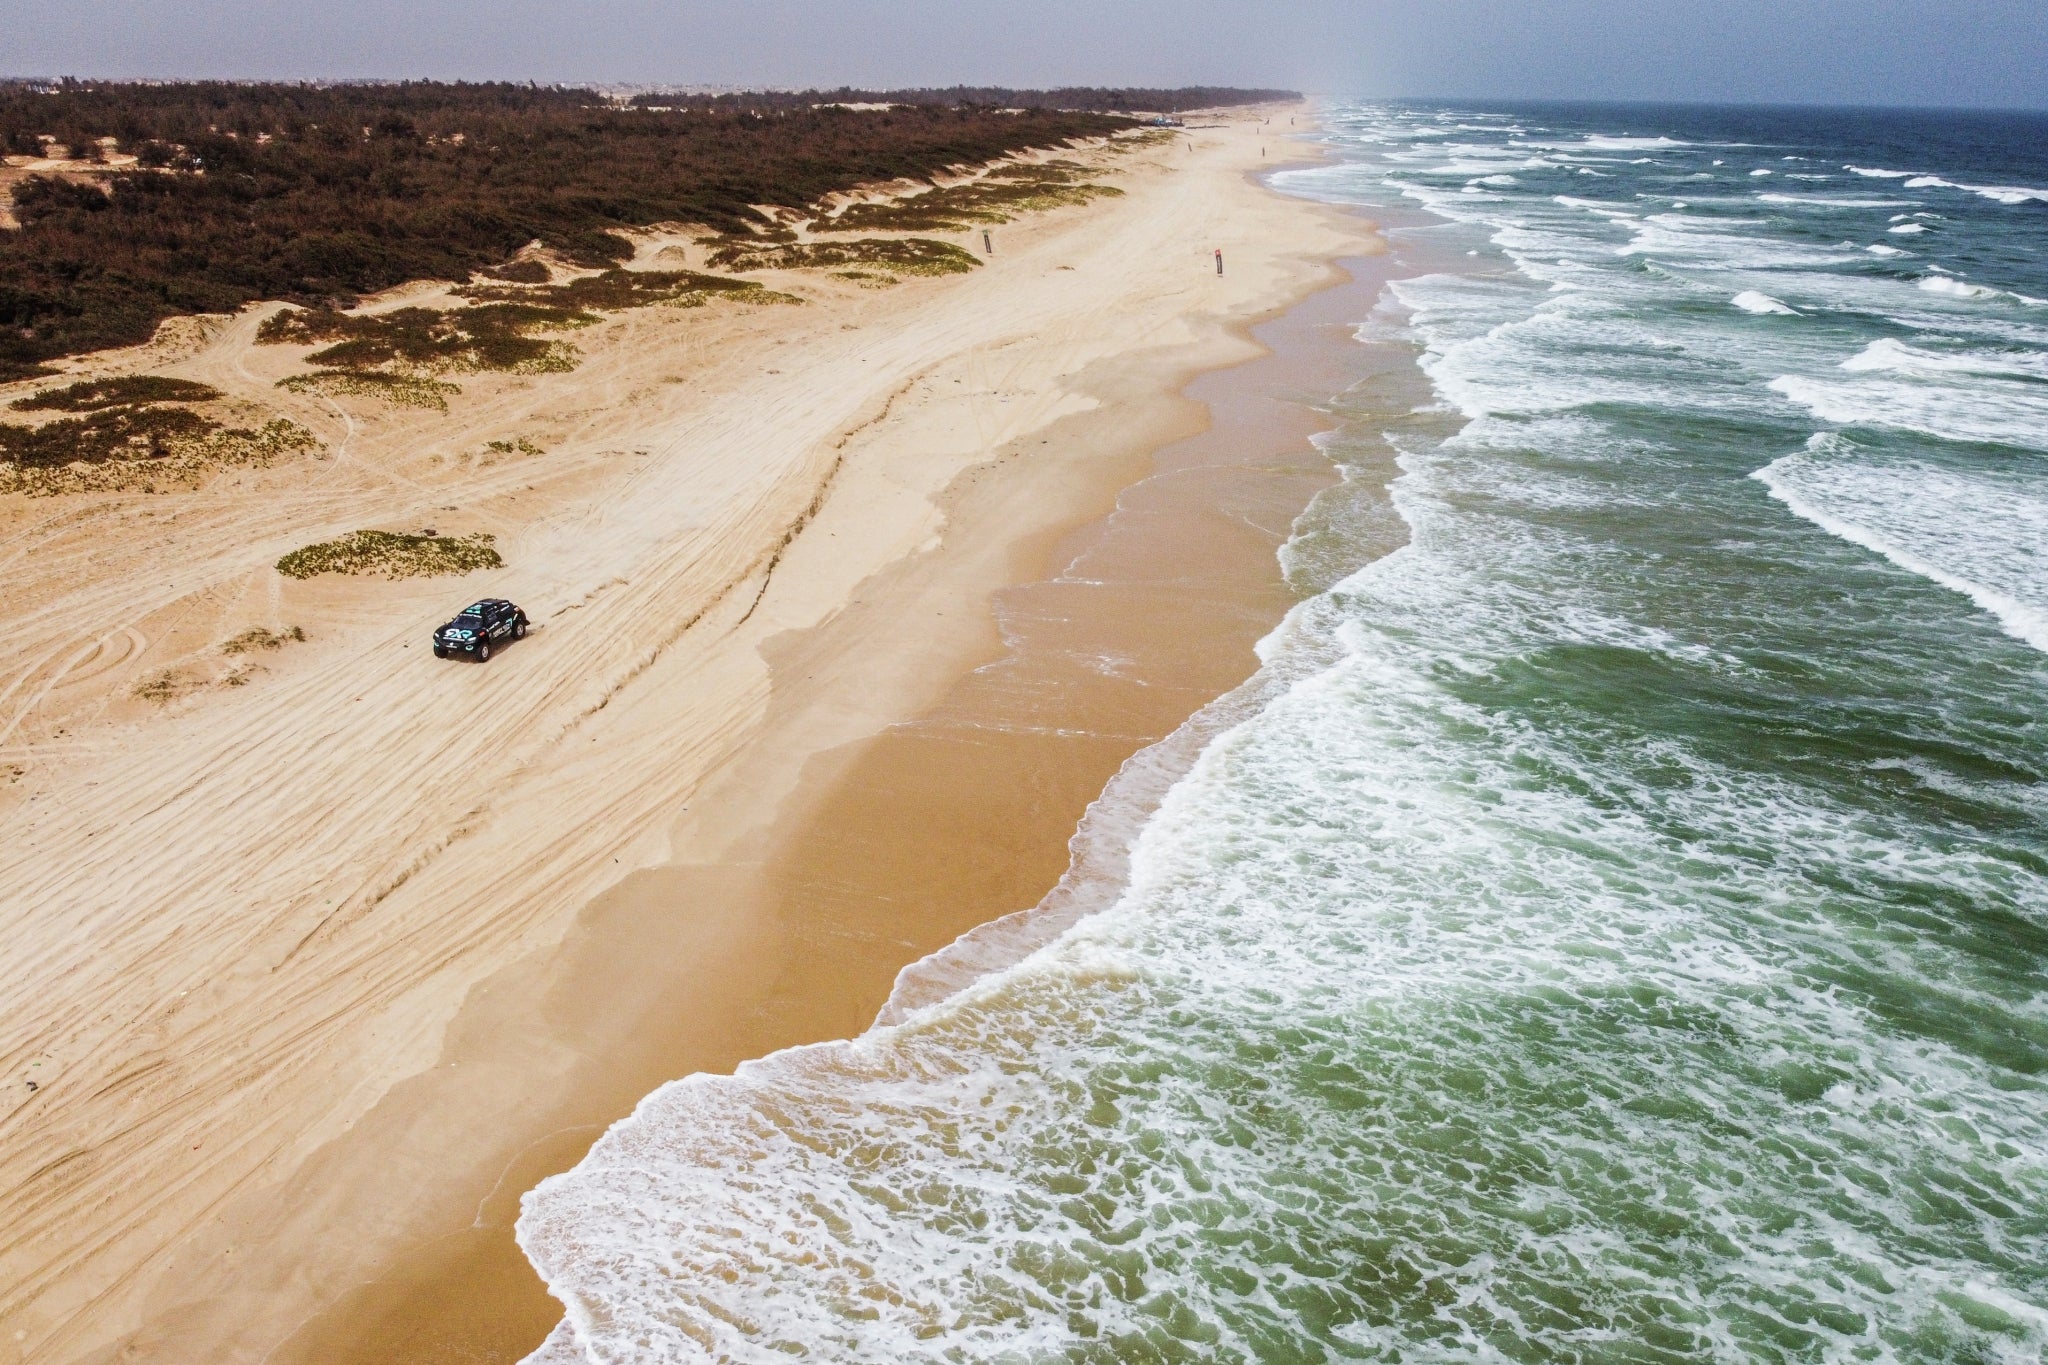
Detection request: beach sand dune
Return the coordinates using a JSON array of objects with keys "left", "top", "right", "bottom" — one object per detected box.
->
[{"left": 0, "top": 115, "right": 1371, "bottom": 1364}]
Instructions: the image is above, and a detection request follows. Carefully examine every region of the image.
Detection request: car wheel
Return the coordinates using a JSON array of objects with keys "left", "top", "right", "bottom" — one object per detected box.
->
[
  {"left": 433, "top": 644, "right": 447, "bottom": 658},
  {"left": 477, "top": 639, "right": 492, "bottom": 662},
  {"left": 513, "top": 620, "right": 526, "bottom": 640}
]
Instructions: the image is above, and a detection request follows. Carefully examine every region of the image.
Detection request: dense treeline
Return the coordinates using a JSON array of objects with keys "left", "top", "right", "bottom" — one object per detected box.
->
[
  {"left": 627, "top": 86, "right": 1303, "bottom": 114},
  {"left": 0, "top": 81, "right": 1135, "bottom": 379}
]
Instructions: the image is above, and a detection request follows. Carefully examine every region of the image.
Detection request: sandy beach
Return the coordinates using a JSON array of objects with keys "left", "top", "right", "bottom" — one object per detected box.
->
[{"left": 0, "top": 112, "right": 1378, "bottom": 1363}]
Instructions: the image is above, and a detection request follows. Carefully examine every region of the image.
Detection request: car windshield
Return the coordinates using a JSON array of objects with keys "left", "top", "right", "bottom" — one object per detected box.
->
[{"left": 451, "top": 610, "right": 485, "bottom": 629}]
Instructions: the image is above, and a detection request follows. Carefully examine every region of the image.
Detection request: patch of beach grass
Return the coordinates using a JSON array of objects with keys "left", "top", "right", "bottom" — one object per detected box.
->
[
  {"left": 1111, "top": 128, "right": 1181, "bottom": 152},
  {"left": 275, "top": 529, "right": 501, "bottom": 580},
  {"left": 133, "top": 669, "right": 197, "bottom": 703},
  {"left": 222, "top": 625, "right": 306, "bottom": 655},
  {"left": 279, "top": 370, "right": 464, "bottom": 411},
  {"left": 706, "top": 237, "right": 978, "bottom": 276},
  {"left": 485, "top": 437, "right": 544, "bottom": 455},
  {"left": 821, "top": 161, "right": 1122, "bottom": 233},
  {"left": 456, "top": 266, "right": 788, "bottom": 312}
]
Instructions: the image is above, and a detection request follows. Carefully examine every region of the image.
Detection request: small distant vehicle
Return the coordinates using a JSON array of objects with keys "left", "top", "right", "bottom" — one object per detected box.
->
[{"left": 432, "top": 598, "right": 527, "bottom": 661}]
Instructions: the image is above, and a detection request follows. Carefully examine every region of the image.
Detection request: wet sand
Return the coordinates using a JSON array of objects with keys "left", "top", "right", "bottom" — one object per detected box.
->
[{"left": 270, "top": 249, "right": 1415, "bottom": 1362}]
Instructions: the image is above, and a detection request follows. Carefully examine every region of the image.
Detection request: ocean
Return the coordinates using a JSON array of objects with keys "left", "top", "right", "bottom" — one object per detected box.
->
[{"left": 518, "top": 102, "right": 2048, "bottom": 1362}]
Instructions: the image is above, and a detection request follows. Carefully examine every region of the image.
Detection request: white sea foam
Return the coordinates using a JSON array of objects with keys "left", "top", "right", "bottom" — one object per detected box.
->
[
  {"left": 1769, "top": 363, "right": 2048, "bottom": 448},
  {"left": 1841, "top": 336, "right": 2048, "bottom": 380},
  {"left": 1756, "top": 193, "right": 1917, "bottom": 208},
  {"left": 1903, "top": 174, "right": 2048, "bottom": 205},
  {"left": 1755, "top": 438, "right": 2048, "bottom": 652},
  {"left": 1866, "top": 243, "right": 1907, "bottom": 256},
  {"left": 1552, "top": 195, "right": 1639, "bottom": 219},
  {"left": 1916, "top": 274, "right": 2045, "bottom": 305},
  {"left": 1732, "top": 291, "right": 1798, "bottom": 315},
  {"left": 1845, "top": 166, "right": 2048, "bottom": 205},
  {"left": 1922, "top": 276, "right": 2010, "bottom": 302},
  {"left": 1619, "top": 213, "right": 1865, "bottom": 270},
  {"left": 1521, "top": 134, "right": 1690, "bottom": 153},
  {"left": 1889, "top": 222, "right": 1929, "bottom": 234}
]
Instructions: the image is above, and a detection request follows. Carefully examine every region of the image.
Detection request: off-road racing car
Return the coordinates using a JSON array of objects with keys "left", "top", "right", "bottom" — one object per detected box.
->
[{"left": 432, "top": 598, "right": 527, "bottom": 661}]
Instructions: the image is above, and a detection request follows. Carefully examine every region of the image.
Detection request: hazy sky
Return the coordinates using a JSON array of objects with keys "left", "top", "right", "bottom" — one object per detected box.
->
[{"left": 4, "top": 0, "right": 2044, "bottom": 109}]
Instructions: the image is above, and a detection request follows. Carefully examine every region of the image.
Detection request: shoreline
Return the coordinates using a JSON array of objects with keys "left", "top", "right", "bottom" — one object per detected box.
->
[
  {"left": 2, "top": 116, "right": 1383, "bottom": 1365},
  {"left": 288, "top": 244, "right": 1416, "bottom": 1363}
]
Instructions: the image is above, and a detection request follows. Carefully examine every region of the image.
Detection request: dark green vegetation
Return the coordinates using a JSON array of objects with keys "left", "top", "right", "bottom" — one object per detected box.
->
[
  {"left": 0, "top": 401, "right": 212, "bottom": 465},
  {"left": 275, "top": 528, "right": 500, "bottom": 579},
  {"left": 823, "top": 162, "right": 1121, "bottom": 232},
  {"left": 627, "top": 87, "right": 1300, "bottom": 115},
  {"left": 0, "top": 411, "right": 315, "bottom": 494},
  {"left": 9, "top": 375, "right": 222, "bottom": 410},
  {"left": 259, "top": 304, "right": 585, "bottom": 377},
  {"left": 0, "top": 370, "right": 316, "bottom": 493},
  {"left": 0, "top": 81, "right": 1154, "bottom": 380},
  {"left": 704, "top": 238, "right": 981, "bottom": 277}
]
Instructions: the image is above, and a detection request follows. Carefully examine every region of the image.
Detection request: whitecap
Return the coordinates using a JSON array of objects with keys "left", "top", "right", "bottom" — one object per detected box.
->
[
  {"left": 1903, "top": 174, "right": 2048, "bottom": 205},
  {"left": 1888, "top": 222, "right": 1928, "bottom": 234},
  {"left": 1841, "top": 337, "right": 2048, "bottom": 380},
  {"left": 1732, "top": 291, "right": 1798, "bottom": 315},
  {"left": 1770, "top": 345, "right": 2048, "bottom": 448},
  {"left": 1846, "top": 166, "right": 1913, "bottom": 178},
  {"left": 1553, "top": 195, "right": 1639, "bottom": 219},
  {"left": 1962, "top": 183, "right": 2048, "bottom": 205},
  {"left": 1919, "top": 275, "right": 2005, "bottom": 301},
  {"left": 1757, "top": 193, "right": 1917, "bottom": 208},
  {"left": 1754, "top": 439, "right": 2048, "bottom": 653}
]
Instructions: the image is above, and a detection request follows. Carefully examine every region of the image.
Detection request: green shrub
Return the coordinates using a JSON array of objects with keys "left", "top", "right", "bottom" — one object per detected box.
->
[
  {"left": 483, "top": 259, "right": 552, "bottom": 284},
  {"left": 10, "top": 375, "right": 223, "bottom": 411},
  {"left": 0, "top": 404, "right": 214, "bottom": 466},
  {"left": 0, "top": 415, "right": 318, "bottom": 496},
  {"left": 259, "top": 304, "right": 588, "bottom": 375},
  {"left": 275, "top": 529, "right": 501, "bottom": 579}
]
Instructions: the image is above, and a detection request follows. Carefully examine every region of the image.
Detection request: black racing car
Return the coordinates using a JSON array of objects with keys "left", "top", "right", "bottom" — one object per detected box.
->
[{"left": 432, "top": 598, "right": 527, "bottom": 661}]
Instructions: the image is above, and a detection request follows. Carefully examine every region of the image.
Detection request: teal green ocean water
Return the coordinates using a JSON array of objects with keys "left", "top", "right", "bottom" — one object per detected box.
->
[{"left": 519, "top": 103, "right": 2048, "bottom": 1363}]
